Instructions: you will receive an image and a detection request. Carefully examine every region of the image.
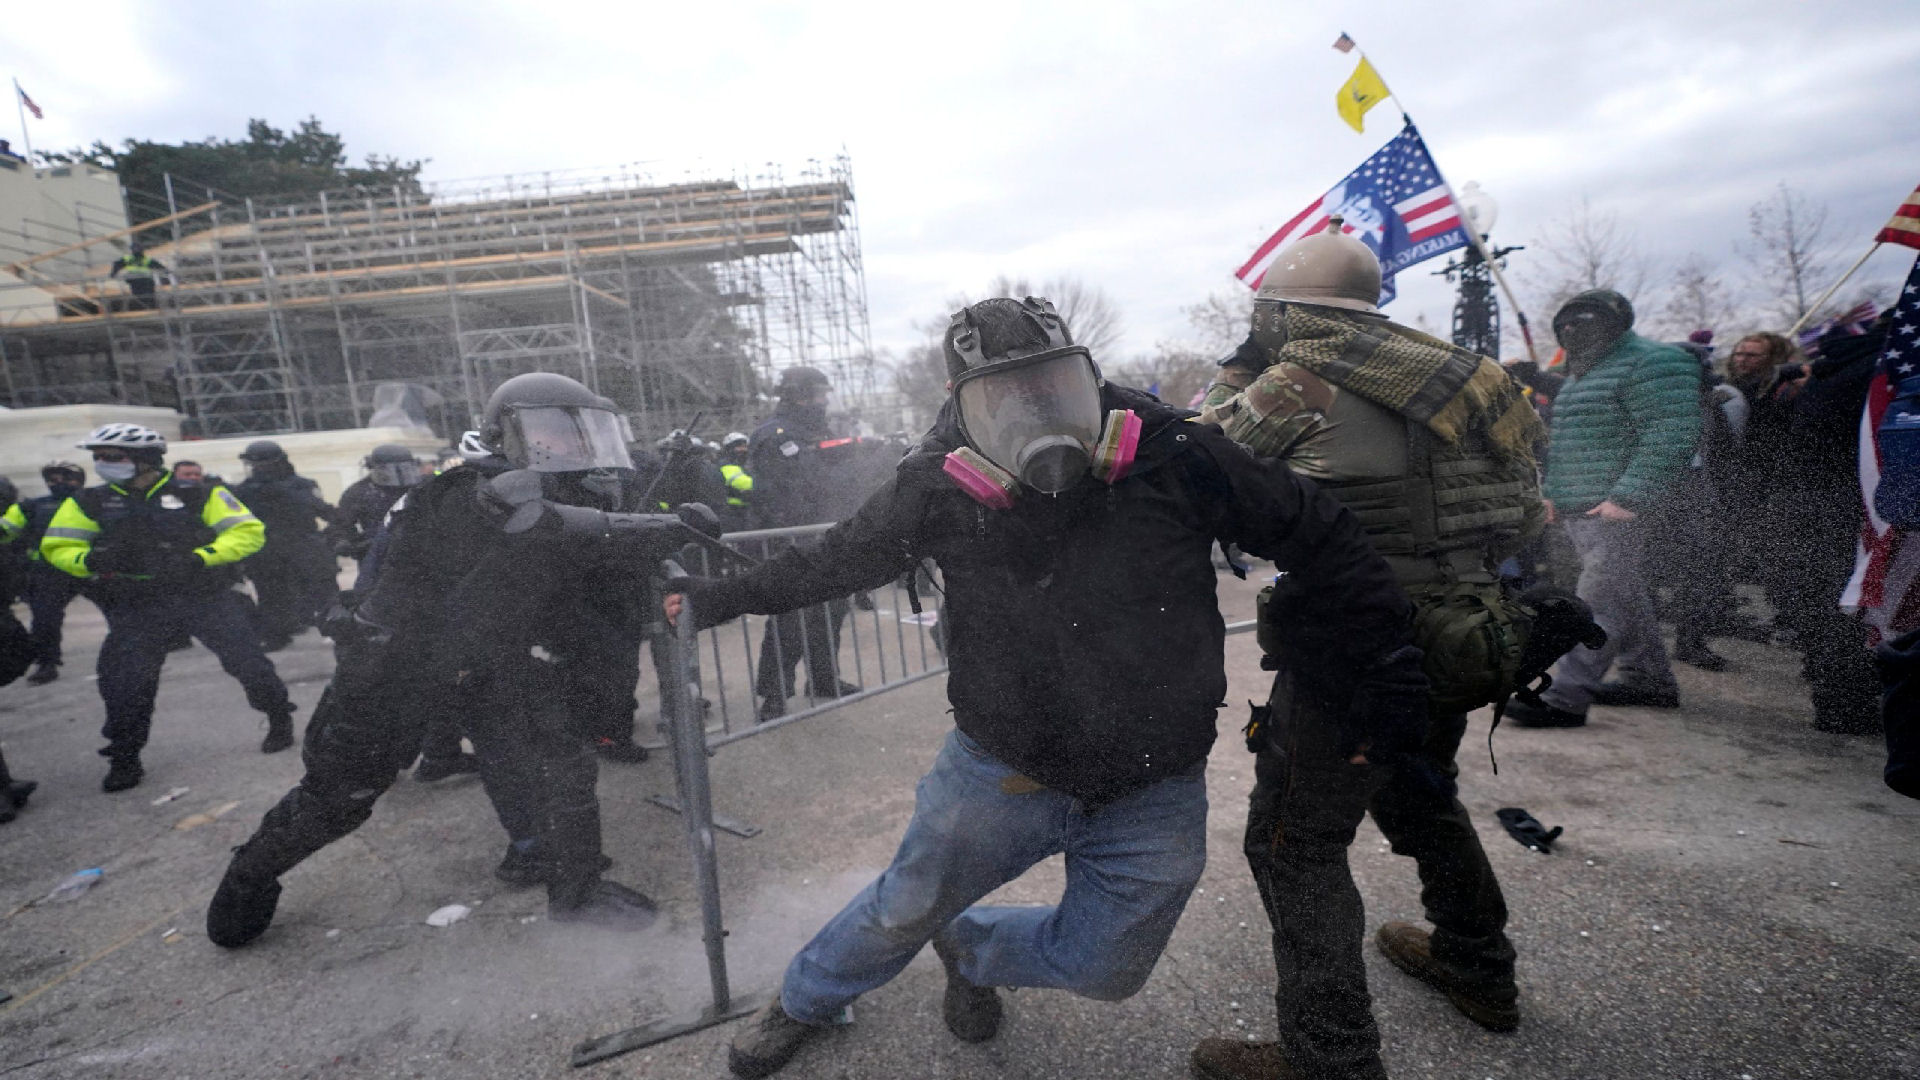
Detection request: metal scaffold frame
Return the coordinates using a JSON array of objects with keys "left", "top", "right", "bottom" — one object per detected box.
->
[{"left": 0, "top": 156, "right": 874, "bottom": 442}]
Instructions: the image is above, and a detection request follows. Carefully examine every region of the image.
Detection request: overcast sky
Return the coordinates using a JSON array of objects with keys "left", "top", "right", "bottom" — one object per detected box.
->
[{"left": 11, "top": 0, "right": 1920, "bottom": 364}]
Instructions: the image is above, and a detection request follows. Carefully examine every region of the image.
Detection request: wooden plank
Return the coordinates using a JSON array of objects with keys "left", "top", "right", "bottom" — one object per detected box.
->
[{"left": 3, "top": 202, "right": 220, "bottom": 275}]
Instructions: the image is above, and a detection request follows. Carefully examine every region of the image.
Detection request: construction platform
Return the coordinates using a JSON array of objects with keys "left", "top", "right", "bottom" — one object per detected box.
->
[{"left": 0, "top": 158, "right": 873, "bottom": 441}]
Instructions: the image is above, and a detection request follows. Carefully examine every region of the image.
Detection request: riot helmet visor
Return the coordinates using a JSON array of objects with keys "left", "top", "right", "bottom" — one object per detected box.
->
[
  {"left": 499, "top": 405, "right": 634, "bottom": 473},
  {"left": 368, "top": 461, "right": 421, "bottom": 487},
  {"left": 954, "top": 348, "right": 1103, "bottom": 494}
]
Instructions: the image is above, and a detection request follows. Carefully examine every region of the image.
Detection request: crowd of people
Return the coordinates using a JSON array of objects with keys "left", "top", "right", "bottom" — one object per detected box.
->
[{"left": 0, "top": 217, "right": 1913, "bottom": 1080}]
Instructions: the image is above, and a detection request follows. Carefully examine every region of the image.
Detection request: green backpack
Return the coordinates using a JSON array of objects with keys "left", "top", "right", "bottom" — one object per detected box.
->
[{"left": 1407, "top": 582, "right": 1532, "bottom": 715}]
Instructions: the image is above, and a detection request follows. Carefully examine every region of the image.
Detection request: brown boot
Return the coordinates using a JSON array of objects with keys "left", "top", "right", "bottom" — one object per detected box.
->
[
  {"left": 1190, "top": 1038, "right": 1300, "bottom": 1080},
  {"left": 1374, "top": 921, "right": 1520, "bottom": 1032}
]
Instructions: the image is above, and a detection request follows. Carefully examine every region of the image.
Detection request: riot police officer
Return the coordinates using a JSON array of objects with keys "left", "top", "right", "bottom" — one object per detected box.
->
[
  {"left": 42, "top": 425, "right": 297, "bottom": 791},
  {"left": 234, "top": 441, "right": 341, "bottom": 651},
  {"left": 2, "top": 461, "right": 92, "bottom": 685},
  {"left": 206, "top": 373, "right": 664, "bottom": 948},
  {"left": 747, "top": 366, "right": 860, "bottom": 719},
  {"left": 327, "top": 444, "right": 422, "bottom": 567}
]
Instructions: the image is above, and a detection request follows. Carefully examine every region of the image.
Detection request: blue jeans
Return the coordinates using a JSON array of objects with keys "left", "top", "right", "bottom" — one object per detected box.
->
[{"left": 781, "top": 729, "right": 1208, "bottom": 1023}]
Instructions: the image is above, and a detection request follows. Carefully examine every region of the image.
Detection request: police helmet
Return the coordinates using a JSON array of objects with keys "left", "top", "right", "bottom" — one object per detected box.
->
[
  {"left": 363, "top": 443, "right": 422, "bottom": 488},
  {"left": 775, "top": 365, "right": 832, "bottom": 399},
  {"left": 722, "top": 431, "right": 749, "bottom": 450},
  {"left": 239, "top": 440, "right": 287, "bottom": 462},
  {"left": 42, "top": 459, "right": 86, "bottom": 484},
  {"left": 479, "top": 372, "right": 634, "bottom": 473},
  {"left": 1254, "top": 215, "right": 1383, "bottom": 313}
]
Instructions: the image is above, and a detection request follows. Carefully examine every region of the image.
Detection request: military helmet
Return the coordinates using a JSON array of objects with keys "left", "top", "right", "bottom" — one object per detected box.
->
[
  {"left": 239, "top": 440, "right": 287, "bottom": 462},
  {"left": 1255, "top": 216, "right": 1383, "bottom": 313},
  {"left": 774, "top": 365, "right": 832, "bottom": 399}
]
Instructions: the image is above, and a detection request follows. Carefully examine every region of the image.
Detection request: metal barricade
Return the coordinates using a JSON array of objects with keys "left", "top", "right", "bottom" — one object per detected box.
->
[{"left": 575, "top": 526, "right": 946, "bottom": 1066}]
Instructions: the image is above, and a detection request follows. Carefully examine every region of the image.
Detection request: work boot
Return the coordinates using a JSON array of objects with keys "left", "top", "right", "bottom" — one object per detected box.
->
[
  {"left": 1374, "top": 921, "right": 1520, "bottom": 1032},
  {"left": 1189, "top": 1038, "right": 1302, "bottom": 1080},
  {"left": 260, "top": 709, "right": 296, "bottom": 754},
  {"left": 546, "top": 878, "right": 658, "bottom": 930},
  {"left": 1673, "top": 637, "right": 1729, "bottom": 672},
  {"left": 757, "top": 696, "right": 787, "bottom": 723},
  {"left": 24, "top": 661, "right": 58, "bottom": 686},
  {"left": 1590, "top": 681, "right": 1679, "bottom": 708},
  {"left": 1503, "top": 698, "right": 1586, "bottom": 728},
  {"left": 206, "top": 860, "right": 283, "bottom": 948},
  {"left": 591, "top": 736, "right": 650, "bottom": 764},
  {"left": 728, "top": 998, "right": 826, "bottom": 1079},
  {"left": 414, "top": 752, "right": 481, "bottom": 782},
  {"left": 931, "top": 927, "right": 1003, "bottom": 1042},
  {"left": 102, "top": 755, "right": 144, "bottom": 793},
  {"left": 0, "top": 762, "right": 35, "bottom": 824}
]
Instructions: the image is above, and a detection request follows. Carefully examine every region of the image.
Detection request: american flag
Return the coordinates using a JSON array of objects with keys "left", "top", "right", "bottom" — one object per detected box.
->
[
  {"left": 16, "top": 84, "right": 41, "bottom": 120},
  {"left": 1843, "top": 255, "right": 1920, "bottom": 634},
  {"left": 1236, "top": 121, "right": 1468, "bottom": 306},
  {"left": 1878, "top": 181, "right": 1920, "bottom": 251},
  {"left": 1333, "top": 32, "right": 1356, "bottom": 53}
]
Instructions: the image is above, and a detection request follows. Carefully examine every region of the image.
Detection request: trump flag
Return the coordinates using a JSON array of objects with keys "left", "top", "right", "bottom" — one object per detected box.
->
[{"left": 1237, "top": 121, "right": 1469, "bottom": 306}]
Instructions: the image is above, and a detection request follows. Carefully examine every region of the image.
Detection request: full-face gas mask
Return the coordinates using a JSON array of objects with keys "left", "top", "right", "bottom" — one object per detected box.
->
[{"left": 941, "top": 297, "right": 1139, "bottom": 505}]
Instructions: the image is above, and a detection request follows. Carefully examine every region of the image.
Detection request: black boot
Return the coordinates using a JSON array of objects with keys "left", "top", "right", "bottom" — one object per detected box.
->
[
  {"left": 261, "top": 708, "right": 296, "bottom": 754},
  {"left": 931, "top": 927, "right": 1003, "bottom": 1042},
  {"left": 547, "top": 877, "right": 659, "bottom": 930},
  {"left": 102, "top": 754, "right": 144, "bottom": 792},
  {"left": 1673, "top": 634, "right": 1729, "bottom": 672},
  {"left": 414, "top": 752, "right": 481, "bottom": 782},
  {"left": 24, "top": 661, "right": 58, "bottom": 686},
  {"left": 0, "top": 749, "right": 35, "bottom": 824},
  {"left": 206, "top": 855, "right": 283, "bottom": 948}
]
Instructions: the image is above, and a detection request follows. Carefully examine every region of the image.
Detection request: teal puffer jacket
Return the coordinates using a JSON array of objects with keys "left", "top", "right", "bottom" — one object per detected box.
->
[{"left": 1542, "top": 331, "right": 1702, "bottom": 514}]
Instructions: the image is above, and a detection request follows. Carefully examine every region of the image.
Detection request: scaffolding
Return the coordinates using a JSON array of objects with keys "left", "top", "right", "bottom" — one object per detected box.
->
[{"left": 0, "top": 156, "right": 873, "bottom": 442}]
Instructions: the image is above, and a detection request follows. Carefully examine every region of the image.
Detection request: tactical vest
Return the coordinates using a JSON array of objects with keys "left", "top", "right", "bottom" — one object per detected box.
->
[{"left": 1301, "top": 393, "right": 1535, "bottom": 587}]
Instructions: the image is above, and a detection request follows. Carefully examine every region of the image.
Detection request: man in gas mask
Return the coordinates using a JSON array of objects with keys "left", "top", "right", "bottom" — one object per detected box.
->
[
  {"left": 663, "top": 297, "right": 1424, "bottom": 1080},
  {"left": 206, "top": 373, "right": 664, "bottom": 947},
  {"left": 234, "top": 441, "right": 341, "bottom": 651},
  {"left": 1504, "top": 290, "right": 1702, "bottom": 727},
  {"left": 1189, "top": 221, "right": 1551, "bottom": 1080},
  {"left": 2, "top": 462, "right": 92, "bottom": 685}
]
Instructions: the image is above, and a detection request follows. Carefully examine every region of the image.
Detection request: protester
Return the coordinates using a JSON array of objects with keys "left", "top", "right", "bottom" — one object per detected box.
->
[
  {"left": 1505, "top": 290, "right": 1702, "bottom": 727},
  {"left": 667, "top": 296, "right": 1423, "bottom": 1080}
]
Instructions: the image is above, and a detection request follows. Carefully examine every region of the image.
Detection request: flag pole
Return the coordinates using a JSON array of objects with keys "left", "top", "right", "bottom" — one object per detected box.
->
[
  {"left": 11, "top": 78, "right": 33, "bottom": 169},
  {"left": 1787, "top": 242, "right": 1883, "bottom": 337},
  {"left": 1344, "top": 36, "right": 1538, "bottom": 362}
]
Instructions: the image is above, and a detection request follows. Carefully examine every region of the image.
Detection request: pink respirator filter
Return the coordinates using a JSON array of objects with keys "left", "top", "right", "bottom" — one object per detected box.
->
[{"left": 943, "top": 446, "right": 1019, "bottom": 510}]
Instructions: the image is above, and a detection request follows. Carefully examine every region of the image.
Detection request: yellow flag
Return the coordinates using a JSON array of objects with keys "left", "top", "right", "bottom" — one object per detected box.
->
[{"left": 1336, "top": 57, "right": 1390, "bottom": 132}]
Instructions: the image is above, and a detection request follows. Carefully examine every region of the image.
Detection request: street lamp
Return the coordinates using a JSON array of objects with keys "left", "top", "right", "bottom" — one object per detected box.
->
[{"left": 1435, "top": 181, "right": 1522, "bottom": 359}]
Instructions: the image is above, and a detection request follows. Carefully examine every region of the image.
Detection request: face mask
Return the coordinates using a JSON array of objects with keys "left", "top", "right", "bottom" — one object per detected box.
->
[
  {"left": 48, "top": 482, "right": 81, "bottom": 498},
  {"left": 96, "top": 462, "right": 137, "bottom": 483},
  {"left": 943, "top": 409, "right": 1142, "bottom": 509}
]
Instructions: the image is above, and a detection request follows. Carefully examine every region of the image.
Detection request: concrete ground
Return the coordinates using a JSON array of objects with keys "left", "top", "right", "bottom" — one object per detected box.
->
[{"left": 0, "top": 574, "right": 1914, "bottom": 1080}]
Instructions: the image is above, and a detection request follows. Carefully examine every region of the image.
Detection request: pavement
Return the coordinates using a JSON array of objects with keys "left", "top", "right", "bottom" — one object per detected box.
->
[{"left": 0, "top": 573, "right": 1915, "bottom": 1080}]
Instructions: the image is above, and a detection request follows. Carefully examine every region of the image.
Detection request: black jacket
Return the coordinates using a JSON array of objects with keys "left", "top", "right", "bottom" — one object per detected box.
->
[
  {"left": 692, "top": 384, "right": 1414, "bottom": 804},
  {"left": 234, "top": 473, "right": 336, "bottom": 553},
  {"left": 746, "top": 402, "right": 839, "bottom": 528},
  {"left": 327, "top": 478, "right": 407, "bottom": 557}
]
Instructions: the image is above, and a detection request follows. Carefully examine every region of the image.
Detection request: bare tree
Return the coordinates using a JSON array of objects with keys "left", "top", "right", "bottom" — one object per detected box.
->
[
  {"left": 1647, "top": 253, "right": 1741, "bottom": 342},
  {"left": 1525, "top": 197, "right": 1652, "bottom": 344},
  {"left": 981, "top": 275, "right": 1125, "bottom": 359},
  {"left": 1119, "top": 289, "right": 1256, "bottom": 408},
  {"left": 1742, "top": 182, "right": 1837, "bottom": 326}
]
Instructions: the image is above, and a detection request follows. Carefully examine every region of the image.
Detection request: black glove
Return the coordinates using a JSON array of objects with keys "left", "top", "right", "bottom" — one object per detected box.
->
[
  {"left": 333, "top": 537, "right": 371, "bottom": 559},
  {"left": 155, "top": 548, "right": 205, "bottom": 578},
  {"left": 1495, "top": 807, "right": 1563, "bottom": 852},
  {"left": 1344, "top": 644, "right": 1430, "bottom": 764},
  {"left": 84, "top": 543, "right": 134, "bottom": 575}
]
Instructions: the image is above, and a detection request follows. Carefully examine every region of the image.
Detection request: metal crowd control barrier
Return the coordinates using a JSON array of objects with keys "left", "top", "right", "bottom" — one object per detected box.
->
[{"left": 574, "top": 524, "right": 947, "bottom": 1066}]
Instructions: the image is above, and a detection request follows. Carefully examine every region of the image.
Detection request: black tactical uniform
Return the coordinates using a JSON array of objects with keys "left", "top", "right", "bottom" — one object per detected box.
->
[
  {"left": 747, "top": 369, "right": 859, "bottom": 715},
  {"left": 208, "top": 374, "right": 661, "bottom": 947},
  {"left": 234, "top": 443, "right": 340, "bottom": 649}
]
